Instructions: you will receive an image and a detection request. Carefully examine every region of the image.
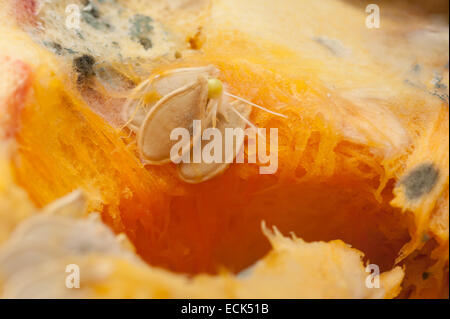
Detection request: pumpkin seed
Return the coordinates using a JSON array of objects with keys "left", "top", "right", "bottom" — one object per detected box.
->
[
  {"left": 124, "top": 65, "right": 218, "bottom": 132},
  {"left": 127, "top": 65, "right": 286, "bottom": 183},
  {"left": 178, "top": 101, "right": 251, "bottom": 183},
  {"left": 137, "top": 77, "right": 209, "bottom": 164}
]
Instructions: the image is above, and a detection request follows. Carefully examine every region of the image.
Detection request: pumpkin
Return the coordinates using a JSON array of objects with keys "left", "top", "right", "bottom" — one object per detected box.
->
[{"left": 0, "top": 0, "right": 448, "bottom": 298}]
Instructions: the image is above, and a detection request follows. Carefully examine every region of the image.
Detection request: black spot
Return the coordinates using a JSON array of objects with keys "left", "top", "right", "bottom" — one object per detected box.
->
[
  {"left": 139, "top": 37, "right": 153, "bottom": 50},
  {"left": 81, "top": 2, "right": 112, "bottom": 31},
  {"left": 422, "top": 272, "right": 430, "bottom": 280},
  {"left": 432, "top": 73, "right": 447, "bottom": 89},
  {"left": 88, "top": 6, "right": 100, "bottom": 19},
  {"left": 73, "top": 55, "right": 96, "bottom": 84},
  {"left": 83, "top": 0, "right": 100, "bottom": 18},
  {"left": 76, "top": 30, "right": 84, "bottom": 40},
  {"left": 64, "top": 48, "right": 77, "bottom": 55},
  {"left": 74, "top": 55, "right": 95, "bottom": 75},
  {"left": 430, "top": 91, "right": 449, "bottom": 104},
  {"left": 48, "top": 42, "right": 63, "bottom": 55},
  {"left": 401, "top": 164, "right": 439, "bottom": 200},
  {"left": 82, "top": 11, "right": 100, "bottom": 29}
]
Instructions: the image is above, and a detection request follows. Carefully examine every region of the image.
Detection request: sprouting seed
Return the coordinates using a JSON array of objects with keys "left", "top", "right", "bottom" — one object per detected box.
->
[{"left": 124, "top": 65, "right": 285, "bottom": 183}]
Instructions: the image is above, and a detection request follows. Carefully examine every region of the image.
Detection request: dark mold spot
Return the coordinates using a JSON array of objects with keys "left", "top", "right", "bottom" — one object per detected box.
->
[
  {"left": 432, "top": 73, "right": 447, "bottom": 89},
  {"left": 401, "top": 163, "right": 439, "bottom": 200},
  {"left": 73, "top": 54, "right": 96, "bottom": 83},
  {"left": 82, "top": 1, "right": 112, "bottom": 31},
  {"left": 74, "top": 54, "right": 95, "bottom": 75},
  {"left": 129, "top": 14, "right": 154, "bottom": 39},
  {"left": 44, "top": 41, "right": 63, "bottom": 55},
  {"left": 83, "top": 0, "right": 100, "bottom": 18},
  {"left": 139, "top": 37, "right": 153, "bottom": 50},
  {"left": 76, "top": 30, "right": 84, "bottom": 40},
  {"left": 430, "top": 91, "right": 449, "bottom": 104},
  {"left": 64, "top": 48, "right": 77, "bottom": 55},
  {"left": 87, "top": 6, "right": 100, "bottom": 19}
]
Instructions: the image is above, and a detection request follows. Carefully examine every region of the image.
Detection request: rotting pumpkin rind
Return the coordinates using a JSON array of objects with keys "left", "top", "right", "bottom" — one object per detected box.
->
[{"left": 1, "top": 0, "right": 448, "bottom": 298}]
